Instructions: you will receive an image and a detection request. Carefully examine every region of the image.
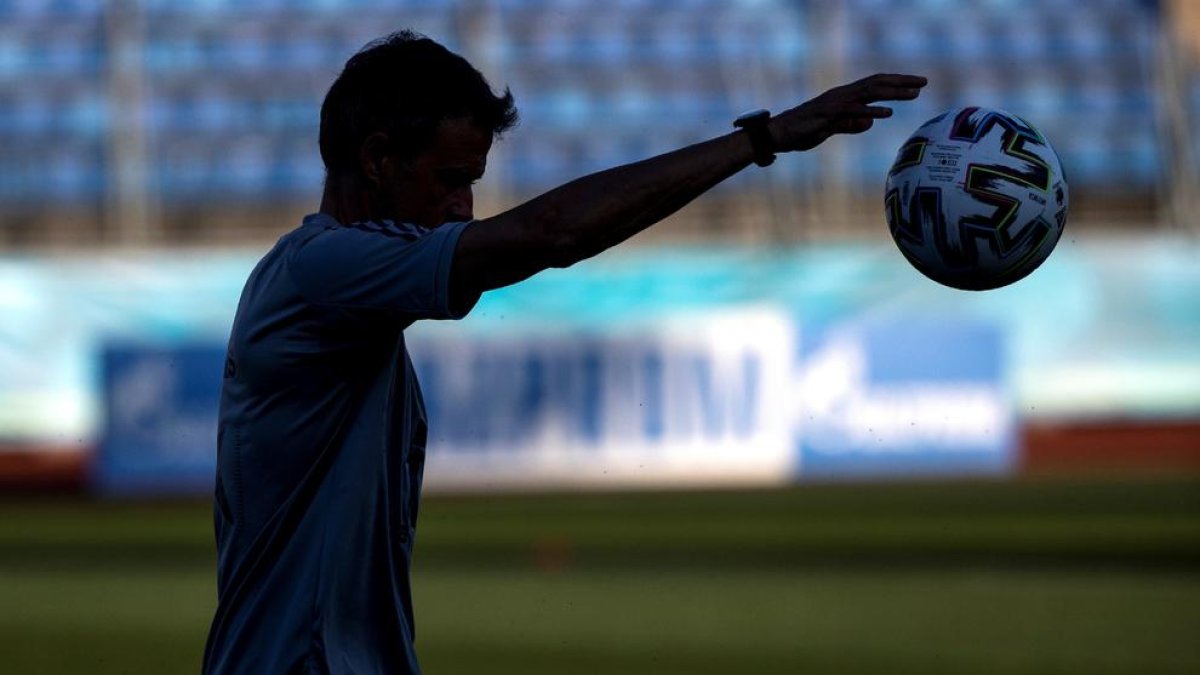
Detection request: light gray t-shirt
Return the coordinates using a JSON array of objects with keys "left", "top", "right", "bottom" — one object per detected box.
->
[{"left": 203, "top": 212, "right": 477, "bottom": 675}]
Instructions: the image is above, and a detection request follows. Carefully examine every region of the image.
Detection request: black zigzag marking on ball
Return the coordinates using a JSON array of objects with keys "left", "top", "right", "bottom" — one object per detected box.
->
[
  {"left": 960, "top": 164, "right": 1054, "bottom": 263},
  {"left": 1054, "top": 183, "right": 1069, "bottom": 230},
  {"left": 995, "top": 215, "right": 1056, "bottom": 279},
  {"left": 888, "top": 136, "right": 928, "bottom": 176},
  {"left": 950, "top": 107, "right": 1042, "bottom": 144},
  {"left": 950, "top": 108, "right": 1052, "bottom": 191},
  {"left": 886, "top": 185, "right": 943, "bottom": 248},
  {"left": 942, "top": 108, "right": 1057, "bottom": 274},
  {"left": 885, "top": 185, "right": 977, "bottom": 271},
  {"left": 886, "top": 185, "right": 953, "bottom": 276}
]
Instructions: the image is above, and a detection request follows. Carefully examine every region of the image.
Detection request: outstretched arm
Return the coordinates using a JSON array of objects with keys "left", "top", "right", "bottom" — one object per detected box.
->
[{"left": 449, "top": 73, "right": 928, "bottom": 308}]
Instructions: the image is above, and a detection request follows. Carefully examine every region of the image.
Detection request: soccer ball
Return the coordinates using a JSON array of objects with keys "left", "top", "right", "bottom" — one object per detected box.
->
[{"left": 884, "top": 106, "right": 1069, "bottom": 291}]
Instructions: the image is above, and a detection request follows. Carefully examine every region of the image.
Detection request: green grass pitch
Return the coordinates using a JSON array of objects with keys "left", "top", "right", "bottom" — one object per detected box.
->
[{"left": 0, "top": 477, "right": 1197, "bottom": 674}]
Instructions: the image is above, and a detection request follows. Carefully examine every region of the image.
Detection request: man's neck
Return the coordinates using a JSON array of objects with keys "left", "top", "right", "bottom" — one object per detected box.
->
[{"left": 319, "top": 175, "right": 373, "bottom": 224}]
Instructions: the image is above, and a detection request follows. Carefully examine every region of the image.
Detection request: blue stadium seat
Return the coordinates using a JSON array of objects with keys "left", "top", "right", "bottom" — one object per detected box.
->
[
  {"left": 491, "top": 0, "right": 809, "bottom": 192},
  {"left": 0, "top": 0, "right": 1166, "bottom": 204},
  {"left": 839, "top": 0, "right": 1163, "bottom": 190}
]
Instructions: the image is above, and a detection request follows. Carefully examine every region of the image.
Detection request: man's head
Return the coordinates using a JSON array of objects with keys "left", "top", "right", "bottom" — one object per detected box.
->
[{"left": 319, "top": 31, "right": 518, "bottom": 227}]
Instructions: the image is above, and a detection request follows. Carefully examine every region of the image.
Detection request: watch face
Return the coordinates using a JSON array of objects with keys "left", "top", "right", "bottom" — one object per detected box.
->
[{"left": 736, "top": 109, "right": 770, "bottom": 126}]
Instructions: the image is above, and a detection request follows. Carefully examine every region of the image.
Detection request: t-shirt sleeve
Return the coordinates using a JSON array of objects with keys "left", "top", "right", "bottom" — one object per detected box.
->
[{"left": 286, "top": 220, "right": 479, "bottom": 320}]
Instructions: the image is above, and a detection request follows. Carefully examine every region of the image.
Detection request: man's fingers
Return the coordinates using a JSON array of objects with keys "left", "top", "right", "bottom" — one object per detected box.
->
[
  {"left": 836, "top": 117, "right": 875, "bottom": 134},
  {"left": 782, "top": 75, "right": 923, "bottom": 149},
  {"left": 831, "top": 106, "right": 892, "bottom": 122},
  {"left": 831, "top": 106, "right": 895, "bottom": 135},
  {"left": 863, "top": 83, "right": 923, "bottom": 102},
  {"left": 851, "top": 74, "right": 928, "bottom": 102},
  {"left": 858, "top": 73, "right": 929, "bottom": 89}
]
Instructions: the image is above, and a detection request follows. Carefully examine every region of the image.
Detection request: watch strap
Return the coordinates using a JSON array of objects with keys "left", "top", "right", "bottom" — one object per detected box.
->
[{"left": 734, "top": 109, "right": 777, "bottom": 167}]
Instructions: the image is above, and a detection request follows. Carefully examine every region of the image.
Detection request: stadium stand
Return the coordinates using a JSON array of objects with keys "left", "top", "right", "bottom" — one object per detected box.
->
[
  {"left": 0, "top": 0, "right": 1189, "bottom": 245},
  {"left": 139, "top": 4, "right": 455, "bottom": 204},
  {"left": 0, "top": 4, "right": 107, "bottom": 207},
  {"left": 837, "top": 0, "right": 1162, "bottom": 189},
  {"left": 491, "top": 0, "right": 811, "bottom": 196}
]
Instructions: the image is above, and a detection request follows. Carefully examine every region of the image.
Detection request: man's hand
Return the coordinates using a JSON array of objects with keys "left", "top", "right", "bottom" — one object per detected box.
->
[{"left": 768, "top": 73, "right": 929, "bottom": 152}]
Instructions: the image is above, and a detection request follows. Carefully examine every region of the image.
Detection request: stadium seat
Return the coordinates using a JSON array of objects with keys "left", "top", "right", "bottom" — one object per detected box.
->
[{"left": 0, "top": 0, "right": 1170, "bottom": 206}]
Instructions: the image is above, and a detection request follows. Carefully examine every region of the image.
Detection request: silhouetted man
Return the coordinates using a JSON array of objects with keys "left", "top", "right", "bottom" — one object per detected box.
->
[{"left": 203, "top": 29, "right": 926, "bottom": 675}]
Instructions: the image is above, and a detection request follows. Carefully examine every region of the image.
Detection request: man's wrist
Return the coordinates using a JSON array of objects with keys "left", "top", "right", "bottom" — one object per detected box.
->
[{"left": 733, "top": 109, "right": 777, "bottom": 167}]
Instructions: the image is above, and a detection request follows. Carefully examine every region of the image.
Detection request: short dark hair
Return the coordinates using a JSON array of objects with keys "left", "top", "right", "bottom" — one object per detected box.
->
[{"left": 319, "top": 30, "right": 518, "bottom": 178}]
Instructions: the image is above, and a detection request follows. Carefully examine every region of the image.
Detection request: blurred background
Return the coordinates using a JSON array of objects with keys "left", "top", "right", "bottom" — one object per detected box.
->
[{"left": 1, "top": 0, "right": 1198, "bottom": 673}]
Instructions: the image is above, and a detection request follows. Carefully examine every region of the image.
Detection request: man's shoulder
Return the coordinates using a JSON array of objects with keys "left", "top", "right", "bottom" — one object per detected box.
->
[{"left": 286, "top": 216, "right": 449, "bottom": 273}]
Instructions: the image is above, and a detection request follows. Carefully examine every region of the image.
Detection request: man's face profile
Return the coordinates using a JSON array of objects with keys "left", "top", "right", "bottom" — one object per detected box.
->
[{"left": 382, "top": 117, "right": 492, "bottom": 228}]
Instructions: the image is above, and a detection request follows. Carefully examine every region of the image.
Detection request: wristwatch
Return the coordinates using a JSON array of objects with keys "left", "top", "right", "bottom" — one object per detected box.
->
[{"left": 734, "top": 109, "right": 776, "bottom": 167}]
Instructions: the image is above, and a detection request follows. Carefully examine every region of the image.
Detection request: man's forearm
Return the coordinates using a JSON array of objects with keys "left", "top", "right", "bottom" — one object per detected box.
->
[
  {"left": 452, "top": 129, "right": 756, "bottom": 298},
  {"left": 516, "top": 130, "right": 756, "bottom": 261}
]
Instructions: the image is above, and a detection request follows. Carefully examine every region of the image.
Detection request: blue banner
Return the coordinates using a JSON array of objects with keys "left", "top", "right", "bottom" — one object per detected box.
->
[
  {"left": 795, "top": 319, "right": 1016, "bottom": 479},
  {"left": 92, "top": 313, "right": 1014, "bottom": 495},
  {"left": 95, "top": 343, "right": 224, "bottom": 496},
  {"left": 412, "top": 310, "right": 797, "bottom": 490}
]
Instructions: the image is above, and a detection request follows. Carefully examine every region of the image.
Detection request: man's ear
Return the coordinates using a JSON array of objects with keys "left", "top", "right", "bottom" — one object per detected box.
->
[{"left": 359, "top": 132, "right": 390, "bottom": 186}]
